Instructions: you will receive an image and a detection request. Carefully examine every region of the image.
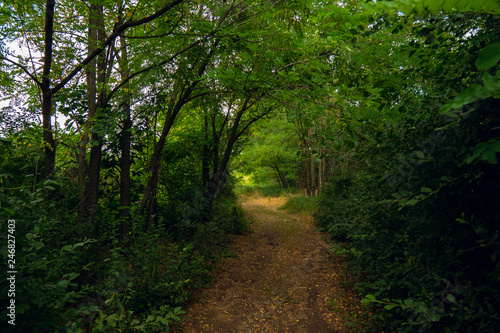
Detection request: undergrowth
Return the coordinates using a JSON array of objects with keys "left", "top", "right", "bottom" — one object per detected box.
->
[{"left": 0, "top": 152, "right": 247, "bottom": 332}]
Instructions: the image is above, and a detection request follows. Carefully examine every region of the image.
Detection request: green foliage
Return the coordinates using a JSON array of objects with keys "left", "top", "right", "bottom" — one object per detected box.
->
[
  {"left": 68, "top": 237, "right": 208, "bottom": 332},
  {"left": 0, "top": 140, "right": 94, "bottom": 331},
  {"left": 2, "top": 0, "right": 499, "bottom": 331},
  {"left": 313, "top": 5, "right": 500, "bottom": 332},
  {"left": 362, "top": 0, "right": 500, "bottom": 15},
  {"left": 0, "top": 128, "right": 242, "bottom": 331},
  {"left": 234, "top": 116, "right": 300, "bottom": 190}
]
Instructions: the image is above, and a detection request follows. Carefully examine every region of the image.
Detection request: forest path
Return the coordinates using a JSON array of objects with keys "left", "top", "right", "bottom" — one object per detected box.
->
[{"left": 179, "top": 195, "right": 366, "bottom": 333}]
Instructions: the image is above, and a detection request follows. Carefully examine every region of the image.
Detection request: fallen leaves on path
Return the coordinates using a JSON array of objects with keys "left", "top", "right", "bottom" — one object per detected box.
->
[{"left": 179, "top": 195, "right": 370, "bottom": 333}]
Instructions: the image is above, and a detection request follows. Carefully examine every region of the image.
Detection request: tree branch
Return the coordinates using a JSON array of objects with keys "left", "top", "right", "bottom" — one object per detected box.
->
[
  {"left": 0, "top": 56, "right": 42, "bottom": 87},
  {"left": 105, "top": 38, "right": 202, "bottom": 105},
  {"left": 236, "top": 106, "right": 272, "bottom": 139},
  {"left": 52, "top": 0, "right": 186, "bottom": 94}
]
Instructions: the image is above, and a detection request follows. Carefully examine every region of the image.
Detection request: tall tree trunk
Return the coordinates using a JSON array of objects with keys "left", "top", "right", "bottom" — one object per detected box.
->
[
  {"left": 303, "top": 147, "right": 310, "bottom": 196},
  {"left": 119, "top": 35, "right": 132, "bottom": 240},
  {"left": 78, "top": 4, "right": 99, "bottom": 223},
  {"left": 142, "top": 110, "right": 177, "bottom": 229},
  {"left": 202, "top": 114, "right": 210, "bottom": 189},
  {"left": 279, "top": 168, "right": 288, "bottom": 189},
  {"left": 272, "top": 167, "right": 283, "bottom": 188},
  {"left": 84, "top": 4, "right": 107, "bottom": 225},
  {"left": 137, "top": 41, "right": 219, "bottom": 228},
  {"left": 42, "top": 0, "right": 56, "bottom": 181},
  {"left": 142, "top": 65, "right": 186, "bottom": 229},
  {"left": 202, "top": 96, "right": 251, "bottom": 219},
  {"left": 211, "top": 111, "right": 221, "bottom": 175},
  {"left": 318, "top": 148, "right": 322, "bottom": 194},
  {"left": 275, "top": 166, "right": 287, "bottom": 189},
  {"left": 139, "top": 77, "right": 182, "bottom": 229},
  {"left": 310, "top": 140, "right": 315, "bottom": 196}
]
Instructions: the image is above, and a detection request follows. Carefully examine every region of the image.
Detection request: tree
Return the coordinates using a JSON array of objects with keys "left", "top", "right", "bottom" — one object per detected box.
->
[{"left": 0, "top": 0, "right": 186, "bottom": 193}]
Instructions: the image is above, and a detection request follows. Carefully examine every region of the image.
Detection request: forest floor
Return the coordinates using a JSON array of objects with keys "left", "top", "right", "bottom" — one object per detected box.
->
[{"left": 178, "top": 195, "right": 371, "bottom": 333}]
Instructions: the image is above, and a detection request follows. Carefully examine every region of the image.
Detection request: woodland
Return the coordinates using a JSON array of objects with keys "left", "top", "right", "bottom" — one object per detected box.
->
[{"left": 0, "top": 0, "right": 499, "bottom": 332}]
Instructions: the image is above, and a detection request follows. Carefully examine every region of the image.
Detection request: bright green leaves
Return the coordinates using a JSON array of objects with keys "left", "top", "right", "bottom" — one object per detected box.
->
[
  {"left": 475, "top": 43, "right": 500, "bottom": 70},
  {"left": 440, "top": 43, "right": 500, "bottom": 114},
  {"left": 235, "top": 116, "right": 299, "bottom": 187},
  {"left": 483, "top": 71, "right": 500, "bottom": 94},
  {"left": 362, "top": 0, "right": 500, "bottom": 15},
  {"left": 446, "top": 293, "right": 457, "bottom": 303},
  {"left": 388, "top": 187, "right": 436, "bottom": 210},
  {"left": 439, "top": 84, "right": 491, "bottom": 113},
  {"left": 427, "top": 0, "right": 445, "bottom": 12},
  {"left": 467, "top": 138, "right": 500, "bottom": 164}
]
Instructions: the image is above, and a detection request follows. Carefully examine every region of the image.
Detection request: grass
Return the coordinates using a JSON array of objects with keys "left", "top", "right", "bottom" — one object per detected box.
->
[
  {"left": 278, "top": 194, "right": 318, "bottom": 215},
  {"left": 235, "top": 184, "right": 295, "bottom": 197},
  {"left": 236, "top": 182, "right": 318, "bottom": 215}
]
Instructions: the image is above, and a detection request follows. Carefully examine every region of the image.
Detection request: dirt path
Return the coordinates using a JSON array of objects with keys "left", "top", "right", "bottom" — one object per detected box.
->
[{"left": 179, "top": 196, "right": 367, "bottom": 333}]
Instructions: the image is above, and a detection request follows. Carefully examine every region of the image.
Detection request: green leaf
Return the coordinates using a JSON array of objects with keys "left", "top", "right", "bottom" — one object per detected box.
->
[
  {"left": 57, "top": 279, "right": 70, "bottom": 288},
  {"left": 3, "top": 207, "right": 15, "bottom": 215},
  {"left": 361, "top": 298, "right": 370, "bottom": 304},
  {"left": 60, "top": 244, "right": 73, "bottom": 254},
  {"left": 418, "top": 27, "right": 433, "bottom": 37},
  {"left": 407, "top": 199, "right": 419, "bottom": 206},
  {"left": 476, "top": 43, "right": 500, "bottom": 70},
  {"left": 482, "top": 72, "right": 500, "bottom": 92},
  {"left": 467, "top": 139, "right": 500, "bottom": 164},
  {"left": 414, "top": 150, "right": 425, "bottom": 159},
  {"left": 427, "top": 0, "right": 445, "bottom": 12},
  {"left": 439, "top": 101, "right": 454, "bottom": 114},
  {"left": 491, "top": 140, "right": 500, "bottom": 152},
  {"left": 482, "top": 148, "right": 498, "bottom": 164},
  {"left": 429, "top": 313, "right": 441, "bottom": 322},
  {"left": 441, "top": 84, "right": 491, "bottom": 114},
  {"left": 404, "top": 298, "right": 415, "bottom": 307},
  {"left": 384, "top": 304, "right": 397, "bottom": 310},
  {"left": 446, "top": 293, "right": 456, "bottom": 303},
  {"left": 88, "top": 305, "right": 100, "bottom": 312}
]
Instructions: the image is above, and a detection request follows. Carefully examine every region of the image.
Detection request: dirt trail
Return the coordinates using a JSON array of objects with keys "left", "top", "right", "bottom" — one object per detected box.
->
[{"left": 179, "top": 195, "right": 366, "bottom": 333}]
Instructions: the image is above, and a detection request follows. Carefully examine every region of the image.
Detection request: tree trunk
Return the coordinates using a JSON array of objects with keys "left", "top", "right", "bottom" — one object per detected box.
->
[
  {"left": 119, "top": 35, "right": 132, "bottom": 240},
  {"left": 141, "top": 64, "right": 186, "bottom": 228},
  {"left": 202, "top": 114, "right": 210, "bottom": 189},
  {"left": 84, "top": 4, "right": 107, "bottom": 226},
  {"left": 310, "top": 151, "right": 315, "bottom": 196},
  {"left": 303, "top": 152, "right": 310, "bottom": 196},
  {"left": 272, "top": 166, "right": 283, "bottom": 188},
  {"left": 42, "top": 0, "right": 56, "bottom": 181},
  {"left": 202, "top": 96, "right": 251, "bottom": 219},
  {"left": 139, "top": 83, "right": 181, "bottom": 228},
  {"left": 137, "top": 41, "right": 219, "bottom": 228},
  {"left": 275, "top": 166, "right": 287, "bottom": 189},
  {"left": 142, "top": 112, "right": 175, "bottom": 229},
  {"left": 78, "top": 4, "right": 99, "bottom": 223},
  {"left": 211, "top": 112, "right": 221, "bottom": 176}
]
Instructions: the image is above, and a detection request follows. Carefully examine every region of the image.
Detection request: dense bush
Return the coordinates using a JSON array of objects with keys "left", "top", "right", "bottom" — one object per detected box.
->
[
  {"left": 316, "top": 98, "right": 500, "bottom": 332},
  {"left": 0, "top": 134, "right": 246, "bottom": 332}
]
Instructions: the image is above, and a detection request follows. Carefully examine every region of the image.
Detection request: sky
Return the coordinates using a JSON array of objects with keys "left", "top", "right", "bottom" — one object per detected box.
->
[{"left": 1, "top": 40, "right": 69, "bottom": 130}]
